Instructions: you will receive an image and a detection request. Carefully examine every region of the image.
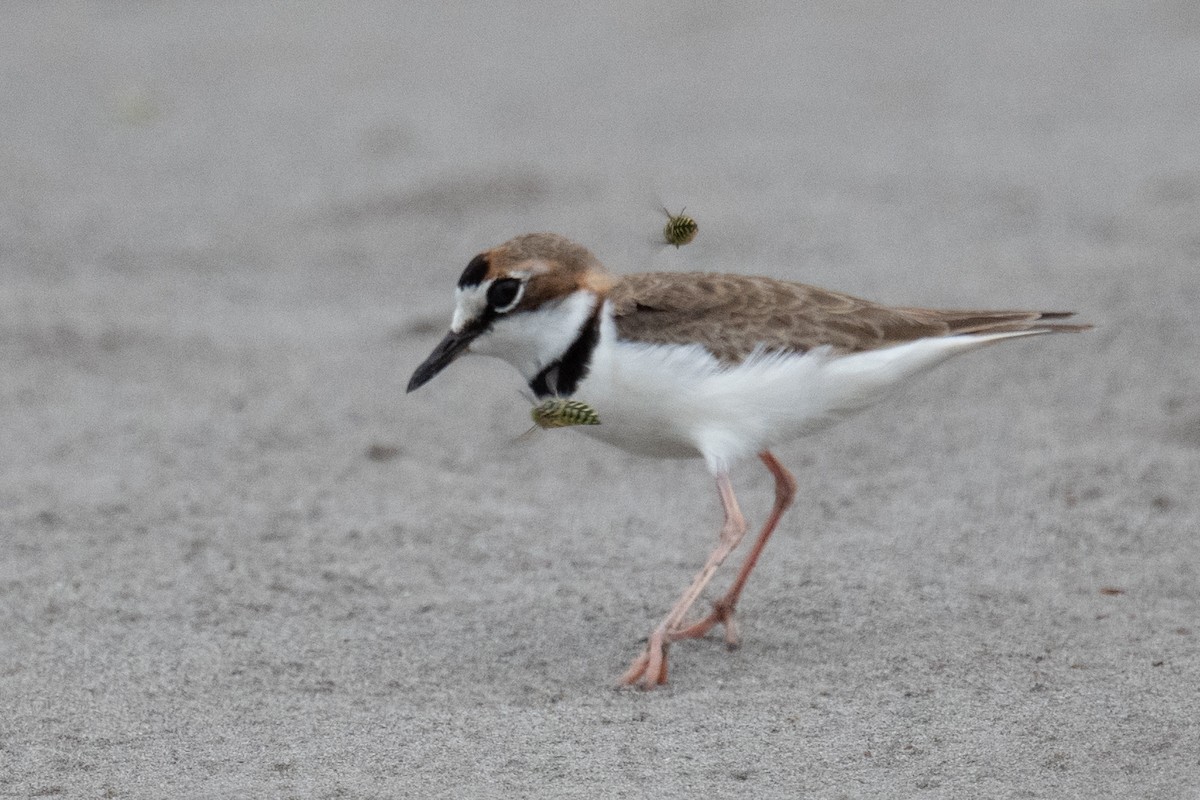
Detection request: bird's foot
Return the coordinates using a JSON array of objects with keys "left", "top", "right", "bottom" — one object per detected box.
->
[
  {"left": 670, "top": 600, "right": 741, "bottom": 649},
  {"left": 618, "top": 629, "right": 670, "bottom": 689}
]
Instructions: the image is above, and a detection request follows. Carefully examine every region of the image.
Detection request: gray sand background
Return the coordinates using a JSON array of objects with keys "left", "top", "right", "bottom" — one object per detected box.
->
[{"left": 3, "top": 2, "right": 1199, "bottom": 797}]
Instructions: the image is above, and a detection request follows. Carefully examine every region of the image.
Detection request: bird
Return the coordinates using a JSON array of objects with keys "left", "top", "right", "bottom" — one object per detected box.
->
[{"left": 406, "top": 232, "right": 1090, "bottom": 689}]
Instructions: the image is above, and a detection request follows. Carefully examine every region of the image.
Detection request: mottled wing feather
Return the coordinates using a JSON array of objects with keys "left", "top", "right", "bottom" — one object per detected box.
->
[{"left": 609, "top": 273, "right": 1087, "bottom": 363}]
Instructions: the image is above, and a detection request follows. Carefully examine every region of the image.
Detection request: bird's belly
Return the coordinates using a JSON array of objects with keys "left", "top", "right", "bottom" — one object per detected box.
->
[
  {"left": 571, "top": 404, "right": 704, "bottom": 459},
  {"left": 572, "top": 339, "right": 840, "bottom": 467},
  {"left": 571, "top": 332, "right": 1012, "bottom": 470}
]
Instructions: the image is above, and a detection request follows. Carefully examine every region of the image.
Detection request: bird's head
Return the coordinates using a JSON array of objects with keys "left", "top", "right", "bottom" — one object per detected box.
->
[{"left": 406, "top": 233, "right": 612, "bottom": 392}]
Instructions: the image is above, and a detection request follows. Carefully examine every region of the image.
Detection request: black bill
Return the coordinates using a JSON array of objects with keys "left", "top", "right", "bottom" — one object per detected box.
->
[{"left": 406, "top": 329, "right": 477, "bottom": 392}]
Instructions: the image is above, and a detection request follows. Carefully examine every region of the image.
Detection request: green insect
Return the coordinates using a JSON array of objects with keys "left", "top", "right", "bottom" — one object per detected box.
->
[
  {"left": 530, "top": 398, "right": 601, "bottom": 429},
  {"left": 662, "top": 207, "right": 699, "bottom": 248}
]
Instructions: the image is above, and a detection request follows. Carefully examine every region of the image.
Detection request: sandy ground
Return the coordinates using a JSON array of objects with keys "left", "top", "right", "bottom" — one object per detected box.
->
[{"left": 3, "top": 2, "right": 1199, "bottom": 798}]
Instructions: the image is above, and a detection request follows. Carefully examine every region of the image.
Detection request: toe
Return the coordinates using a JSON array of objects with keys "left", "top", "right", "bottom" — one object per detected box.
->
[{"left": 619, "top": 652, "right": 649, "bottom": 686}]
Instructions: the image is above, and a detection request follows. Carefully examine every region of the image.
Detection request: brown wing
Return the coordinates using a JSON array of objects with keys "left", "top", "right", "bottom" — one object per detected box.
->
[{"left": 609, "top": 272, "right": 1088, "bottom": 364}]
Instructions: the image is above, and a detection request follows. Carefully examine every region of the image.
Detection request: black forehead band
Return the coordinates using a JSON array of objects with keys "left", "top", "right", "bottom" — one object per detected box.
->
[{"left": 457, "top": 254, "right": 490, "bottom": 288}]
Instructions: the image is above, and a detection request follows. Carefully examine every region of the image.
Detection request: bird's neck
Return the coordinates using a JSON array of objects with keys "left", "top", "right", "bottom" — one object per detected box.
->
[
  {"left": 469, "top": 288, "right": 606, "bottom": 395},
  {"left": 527, "top": 301, "right": 605, "bottom": 398}
]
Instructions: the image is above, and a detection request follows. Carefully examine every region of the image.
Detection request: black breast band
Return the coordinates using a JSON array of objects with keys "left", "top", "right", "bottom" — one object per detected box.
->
[{"left": 529, "top": 310, "right": 602, "bottom": 398}]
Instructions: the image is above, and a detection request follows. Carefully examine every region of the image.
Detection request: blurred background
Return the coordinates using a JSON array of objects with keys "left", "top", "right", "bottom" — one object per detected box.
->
[{"left": 2, "top": 2, "right": 1198, "bottom": 796}]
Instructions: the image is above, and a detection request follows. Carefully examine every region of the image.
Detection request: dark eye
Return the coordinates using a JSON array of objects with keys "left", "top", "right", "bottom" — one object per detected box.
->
[{"left": 487, "top": 278, "right": 522, "bottom": 310}]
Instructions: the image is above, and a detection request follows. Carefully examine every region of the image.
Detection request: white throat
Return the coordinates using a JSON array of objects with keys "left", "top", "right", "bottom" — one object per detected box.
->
[{"left": 467, "top": 289, "right": 599, "bottom": 381}]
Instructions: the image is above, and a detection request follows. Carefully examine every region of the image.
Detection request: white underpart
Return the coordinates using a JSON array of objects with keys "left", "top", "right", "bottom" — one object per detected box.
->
[
  {"left": 465, "top": 288, "right": 598, "bottom": 378},
  {"left": 572, "top": 308, "right": 1048, "bottom": 474}
]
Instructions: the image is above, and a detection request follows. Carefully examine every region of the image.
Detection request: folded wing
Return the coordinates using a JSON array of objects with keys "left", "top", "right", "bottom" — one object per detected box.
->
[{"left": 609, "top": 272, "right": 1089, "bottom": 364}]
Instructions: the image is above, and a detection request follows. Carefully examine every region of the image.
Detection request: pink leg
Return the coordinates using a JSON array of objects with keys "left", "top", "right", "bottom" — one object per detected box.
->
[
  {"left": 671, "top": 451, "right": 797, "bottom": 647},
  {"left": 619, "top": 471, "right": 747, "bottom": 689}
]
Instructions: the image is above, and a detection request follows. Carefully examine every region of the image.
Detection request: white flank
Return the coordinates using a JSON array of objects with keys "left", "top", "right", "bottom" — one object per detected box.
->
[{"left": 575, "top": 314, "right": 1050, "bottom": 472}]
